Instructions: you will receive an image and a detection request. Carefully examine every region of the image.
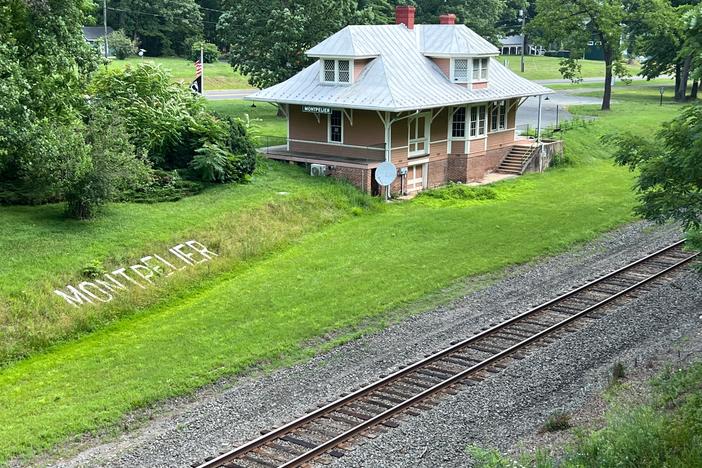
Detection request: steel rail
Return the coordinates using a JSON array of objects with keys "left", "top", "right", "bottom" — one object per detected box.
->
[{"left": 199, "top": 240, "right": 697, "bottom": 468}]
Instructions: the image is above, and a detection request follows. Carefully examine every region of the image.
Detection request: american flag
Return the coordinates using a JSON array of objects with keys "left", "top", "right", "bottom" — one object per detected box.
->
[{"left": 191, "top": 60, "right": 203, "bottom": 94}]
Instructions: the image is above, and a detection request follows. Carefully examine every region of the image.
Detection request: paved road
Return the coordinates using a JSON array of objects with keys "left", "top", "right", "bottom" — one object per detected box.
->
[{"left": 516, "top": 92, "right": 601, "bottom": 131}]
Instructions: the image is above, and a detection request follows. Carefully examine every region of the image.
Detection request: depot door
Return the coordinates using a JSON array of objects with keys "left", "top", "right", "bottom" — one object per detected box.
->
[{"left": 407, "top": 163, "right": 427, "bottom": 193}]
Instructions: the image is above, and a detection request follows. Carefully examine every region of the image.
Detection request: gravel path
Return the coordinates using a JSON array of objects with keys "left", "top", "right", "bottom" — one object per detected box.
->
[{"left": 49, "top": 221, "right": 700, "bottom": 468}]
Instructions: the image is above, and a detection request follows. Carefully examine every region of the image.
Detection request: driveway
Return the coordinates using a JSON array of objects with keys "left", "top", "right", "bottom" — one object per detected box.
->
[{"left": 516, "top": 92, "right": 601, "bottom": 131}]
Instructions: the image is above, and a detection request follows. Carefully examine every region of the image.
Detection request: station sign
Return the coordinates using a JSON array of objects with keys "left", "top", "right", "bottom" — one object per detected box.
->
[{"left": 302, "top": 106, "right": 332, "bottom": 114}]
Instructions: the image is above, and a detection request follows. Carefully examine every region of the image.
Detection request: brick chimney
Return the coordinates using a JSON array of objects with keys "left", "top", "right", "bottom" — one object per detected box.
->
[
  {"left": 439, "top": 13, "right": 456, "bottom": 25},
  {"left": 396, "top": 5, "right": 416, "bottom": 29}
]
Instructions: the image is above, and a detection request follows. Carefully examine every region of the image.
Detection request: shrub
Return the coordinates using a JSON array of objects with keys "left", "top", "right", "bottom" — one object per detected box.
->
[
  {"left": 541, "top": 411, "right": 572, "bottom": 432},
  {"left": 119, "top": 169, "right": 205, "bottom": 203},
  {"left": 188, "top": 41, "right": 220, "bottom": 63},
  {"left": 109, "top": 30, "right": 138, "bottom": 60},
  {"left": 11, "top": 108, "right": 150, "bottom": 219},
  {"left": 64, "top": 108, "right": 151, "bottom": 219},
  {"left": 89, "top": 64, "right": 257, "bottom": 186},
  {"left": 415, "top": 183, "right": 498, "bottom": 202}
]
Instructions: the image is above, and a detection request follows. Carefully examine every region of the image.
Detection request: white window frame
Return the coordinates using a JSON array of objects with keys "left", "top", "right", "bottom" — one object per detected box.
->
[
  {"left": 408, "top": 112, "right": 431, "bottom": 157},
  {"left": 320, "top": 59, "right": 354, "bottom": 84},
  {"left": 472, "top": 58, "right": 489, "bottom": 82},
  {"left": 469, "top": 105, "right": 487, "bottom": 138},
  {"left": 450, "top": 58, "right": 470, "bottom": 83},
  {"left": 490, "top": 100, "right": 507, "bottom": 132},
  {"left": 327, "top": 109, "right": 344, "bottom": 144}
]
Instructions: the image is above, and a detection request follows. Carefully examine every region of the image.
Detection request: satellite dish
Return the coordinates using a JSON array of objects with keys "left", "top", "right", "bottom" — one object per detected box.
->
[{"left": 375, "top": 161, "right": 397, "bottom": 186}]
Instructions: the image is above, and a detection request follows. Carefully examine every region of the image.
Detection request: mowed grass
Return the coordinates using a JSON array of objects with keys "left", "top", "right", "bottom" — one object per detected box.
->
[
  {"left": 0, "top": 87, "right": 684, "bottom": 463},
  {"left": 0, "top": 165, "right": 376, "bottom": 363},
  {"left": 206, "top": 100, "right": 287, "bottom": 138},
  {"left": 106, "top": 56, "right": 252, "bottom": 90},
  {"left": 499, "top": 54, "right": 641, "bottom": 81}
]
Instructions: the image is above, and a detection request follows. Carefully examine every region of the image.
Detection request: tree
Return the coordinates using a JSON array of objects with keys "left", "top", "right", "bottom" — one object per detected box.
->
[
  {"left": 530, "top": 0, "right": 630, "bottom": 110},
  {"left": 607, "top": 105, "right": 702, "bottom": 252},
  {"left": 103, "top": 0, "right": 203, "bottom": 56},
  {"left": 631, "top": 0, "right": 700, "bottom": 101},
  {"left": 0, "top": 0, "right": 99, "bottom": 181},
  {"left": 414, "top": 0, "right": 508, "bottom": 41},
  {"left": 109, "top": 29, "right": 139, "bottom": 59},
  {"left": 218, "top": 0, "right": 361, "bottom": 89}
]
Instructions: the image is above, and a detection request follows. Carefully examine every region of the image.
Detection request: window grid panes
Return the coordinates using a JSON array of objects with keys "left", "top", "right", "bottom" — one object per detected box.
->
[
  {"left": 329, "top": 110, "right": 342, "bottom": 142},
  {"left": 452, "top": 107, "right": 466, "bottom": 138},
  {"left": 473, "top": 58, "right": 489, "bottom": 81},
  {"left": 453, "top": 58, "right": 469, "bottom": 82},
  {"left": 338, "top": 60, "right": 350, "bottom": 83},
  {"left": 409, "top": 114, "right": 429, "bottom": 156},
  {"left": 324, "top": 60, "right": 335, "bottom": 82},
  {"left": 468, "top": 105, "right": 487, "bottom": 137},
  {"left": 490, "top": 101, "right": 507, "bottom": 131}
]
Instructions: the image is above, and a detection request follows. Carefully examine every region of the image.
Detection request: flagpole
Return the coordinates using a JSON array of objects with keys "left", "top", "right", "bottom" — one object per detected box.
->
[{"left": 200, "top": 46, "right": 204, "bottom": 95}]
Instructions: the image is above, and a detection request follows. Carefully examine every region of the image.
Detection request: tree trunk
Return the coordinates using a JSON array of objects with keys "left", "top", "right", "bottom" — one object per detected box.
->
[
  {"left": 679, "top": 55, "right": 692, "bottom": 101},
  {"left": 674, "top": 63, "right": 682, "bottom": 100},
  {"left": 602, "top": 48, "right": 613, "bottom": 111},
  {"left": 692, "top": 80, "right": 699, "bottom": 100}
]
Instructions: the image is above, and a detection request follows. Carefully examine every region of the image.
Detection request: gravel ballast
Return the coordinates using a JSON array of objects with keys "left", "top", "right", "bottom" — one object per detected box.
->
[{"left": 49, "top": 222, "right": 701, "bottom": 468}]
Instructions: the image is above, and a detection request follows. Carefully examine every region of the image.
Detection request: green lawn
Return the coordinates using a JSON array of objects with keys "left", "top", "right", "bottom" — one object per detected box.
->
[
  {"left": 106, "top": 57, "right": 252, "bottom": 90},
  {"left": 206, "top": 100, "right": 287, "bottom": 139},
  {"left": 499, "top": 55, "right": 641, "bottom": 81},
  {"left": 0, "top": 85, "right": 684, "bottom": 463}
]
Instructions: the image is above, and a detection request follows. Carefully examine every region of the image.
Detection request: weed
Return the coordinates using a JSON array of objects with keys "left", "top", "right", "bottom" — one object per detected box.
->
[{"left": 541, "top": 411, "right": 572, "bottom": 433}]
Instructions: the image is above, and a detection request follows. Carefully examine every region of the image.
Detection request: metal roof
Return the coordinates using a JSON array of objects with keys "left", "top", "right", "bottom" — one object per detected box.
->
[
  {"left": 416, "top": 24, "right": 500, "bottom": 56},
  {"left": 82, "top": 26, "right": 114, "bottom": 42},
  {"left": 500, "top": 35, "right": 524, "bottom": 47},
  {"left": 250, "top": 24, "right": 552, "bottom": 112}
]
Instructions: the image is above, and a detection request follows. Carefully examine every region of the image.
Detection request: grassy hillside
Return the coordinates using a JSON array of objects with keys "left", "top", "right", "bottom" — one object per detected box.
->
[
  {"left": 0, "top": 85, "right": 684, "bottom": 463},
  {"left": 106, "top": 57, "right": 252, "bottom": 90},
  {"left": 499, "top": 55, "right": 641, "bottom": 81}
]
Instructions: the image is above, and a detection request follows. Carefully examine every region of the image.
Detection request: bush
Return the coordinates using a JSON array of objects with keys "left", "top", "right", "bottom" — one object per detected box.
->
[
  {"left": 415, "top": 183, "right": 498, "bottom": 202},
  {"left": 190, "top": 142, "right": 239, "bottom": 182},
  {"left": 11, "top": 108, "right": 150, "bottom": 219},
  {"left": 541, "top": 411, "right": 572, "bottom": 432},
  {"left": 109, "top": 30, "right": 138, "bottom": 60},
  {"left": 188, "top": 41, "right": 219, "bottom": 63},
  {"left": 89, "top": 63, "right": 256, "bottom": 185},
  {"left": 119, "top": 169, "right": 205, "bottom": 203}
]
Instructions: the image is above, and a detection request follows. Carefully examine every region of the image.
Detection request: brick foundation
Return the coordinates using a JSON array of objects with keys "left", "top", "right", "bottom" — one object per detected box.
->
[{"left": 327, "top": 166, "right": 372, "bottom": 193}]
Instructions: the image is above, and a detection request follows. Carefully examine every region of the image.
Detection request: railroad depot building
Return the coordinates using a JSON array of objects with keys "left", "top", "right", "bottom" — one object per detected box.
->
[{"left": 250, "top": 6, "right": 554, "bottom": 195}]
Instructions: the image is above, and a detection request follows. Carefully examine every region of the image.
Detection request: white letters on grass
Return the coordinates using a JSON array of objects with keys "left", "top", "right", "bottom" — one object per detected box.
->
[{"left": 54, "top": 240, "right": 219, "bottom": 307}]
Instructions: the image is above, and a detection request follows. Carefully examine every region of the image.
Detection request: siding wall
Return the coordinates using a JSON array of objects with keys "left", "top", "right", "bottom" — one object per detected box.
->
[{"left": 284, "top": 99, "right": 525, "bottom": 194}]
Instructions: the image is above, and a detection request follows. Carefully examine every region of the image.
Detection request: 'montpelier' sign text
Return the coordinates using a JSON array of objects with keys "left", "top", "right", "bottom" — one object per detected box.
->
[{"left": 55, "top": 240, "right": 218, "bottom": 307}]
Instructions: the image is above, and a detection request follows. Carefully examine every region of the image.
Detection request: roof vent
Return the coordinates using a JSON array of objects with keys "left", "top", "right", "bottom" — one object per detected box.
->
[
  {"left": 440, "top": 14, "right": 457, "bottom": 25},
  {"left": 396, "top": 5, "right": 416, "bottom": 30}
]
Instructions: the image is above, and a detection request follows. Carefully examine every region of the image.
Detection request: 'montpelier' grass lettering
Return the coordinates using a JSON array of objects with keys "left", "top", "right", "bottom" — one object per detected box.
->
[{"left": 54, "top": 240, "right": 218, "bottom": 307}]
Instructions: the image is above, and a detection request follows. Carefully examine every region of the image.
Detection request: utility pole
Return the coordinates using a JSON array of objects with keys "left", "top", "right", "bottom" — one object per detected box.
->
[
  {"left": 103, "top": 0, "right": 109, "bottom": 58},
  {"left": 520, "top": 9, "right": 526, "bottom": 73}
]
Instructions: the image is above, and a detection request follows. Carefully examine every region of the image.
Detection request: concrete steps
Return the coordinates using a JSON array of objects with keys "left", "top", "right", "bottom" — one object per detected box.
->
[{"left": 497, "top": 145, "right": 536, "bottom": 175}]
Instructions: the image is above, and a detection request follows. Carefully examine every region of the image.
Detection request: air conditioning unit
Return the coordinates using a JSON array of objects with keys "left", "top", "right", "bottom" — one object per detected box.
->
[{"left": 310, "top": 164, "right": 328, "bottom": 177}]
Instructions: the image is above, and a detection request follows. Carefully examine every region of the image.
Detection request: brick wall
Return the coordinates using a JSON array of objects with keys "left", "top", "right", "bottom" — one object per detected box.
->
[{"left": 327, "top": 165, "right": 372, "bottom": 193}]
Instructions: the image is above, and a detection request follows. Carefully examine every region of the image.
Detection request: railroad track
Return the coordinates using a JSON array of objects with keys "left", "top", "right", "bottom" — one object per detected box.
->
[{"left": 197, "top": 240, "right": 698, "bottom": 468}]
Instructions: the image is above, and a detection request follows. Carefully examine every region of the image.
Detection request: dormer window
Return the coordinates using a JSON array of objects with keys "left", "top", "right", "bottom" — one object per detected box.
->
[
  {"left": 473, "top": 58, "right": 489, "bottom": 81},
  {"left": 452, "top": 58, "right": 469, "bottom": 83},
  {"left": 450, "top": 57, "right": 489, "bottom": 83},
  {"left": 321, "top": 59, "right": 352, "bottom": 84}
]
